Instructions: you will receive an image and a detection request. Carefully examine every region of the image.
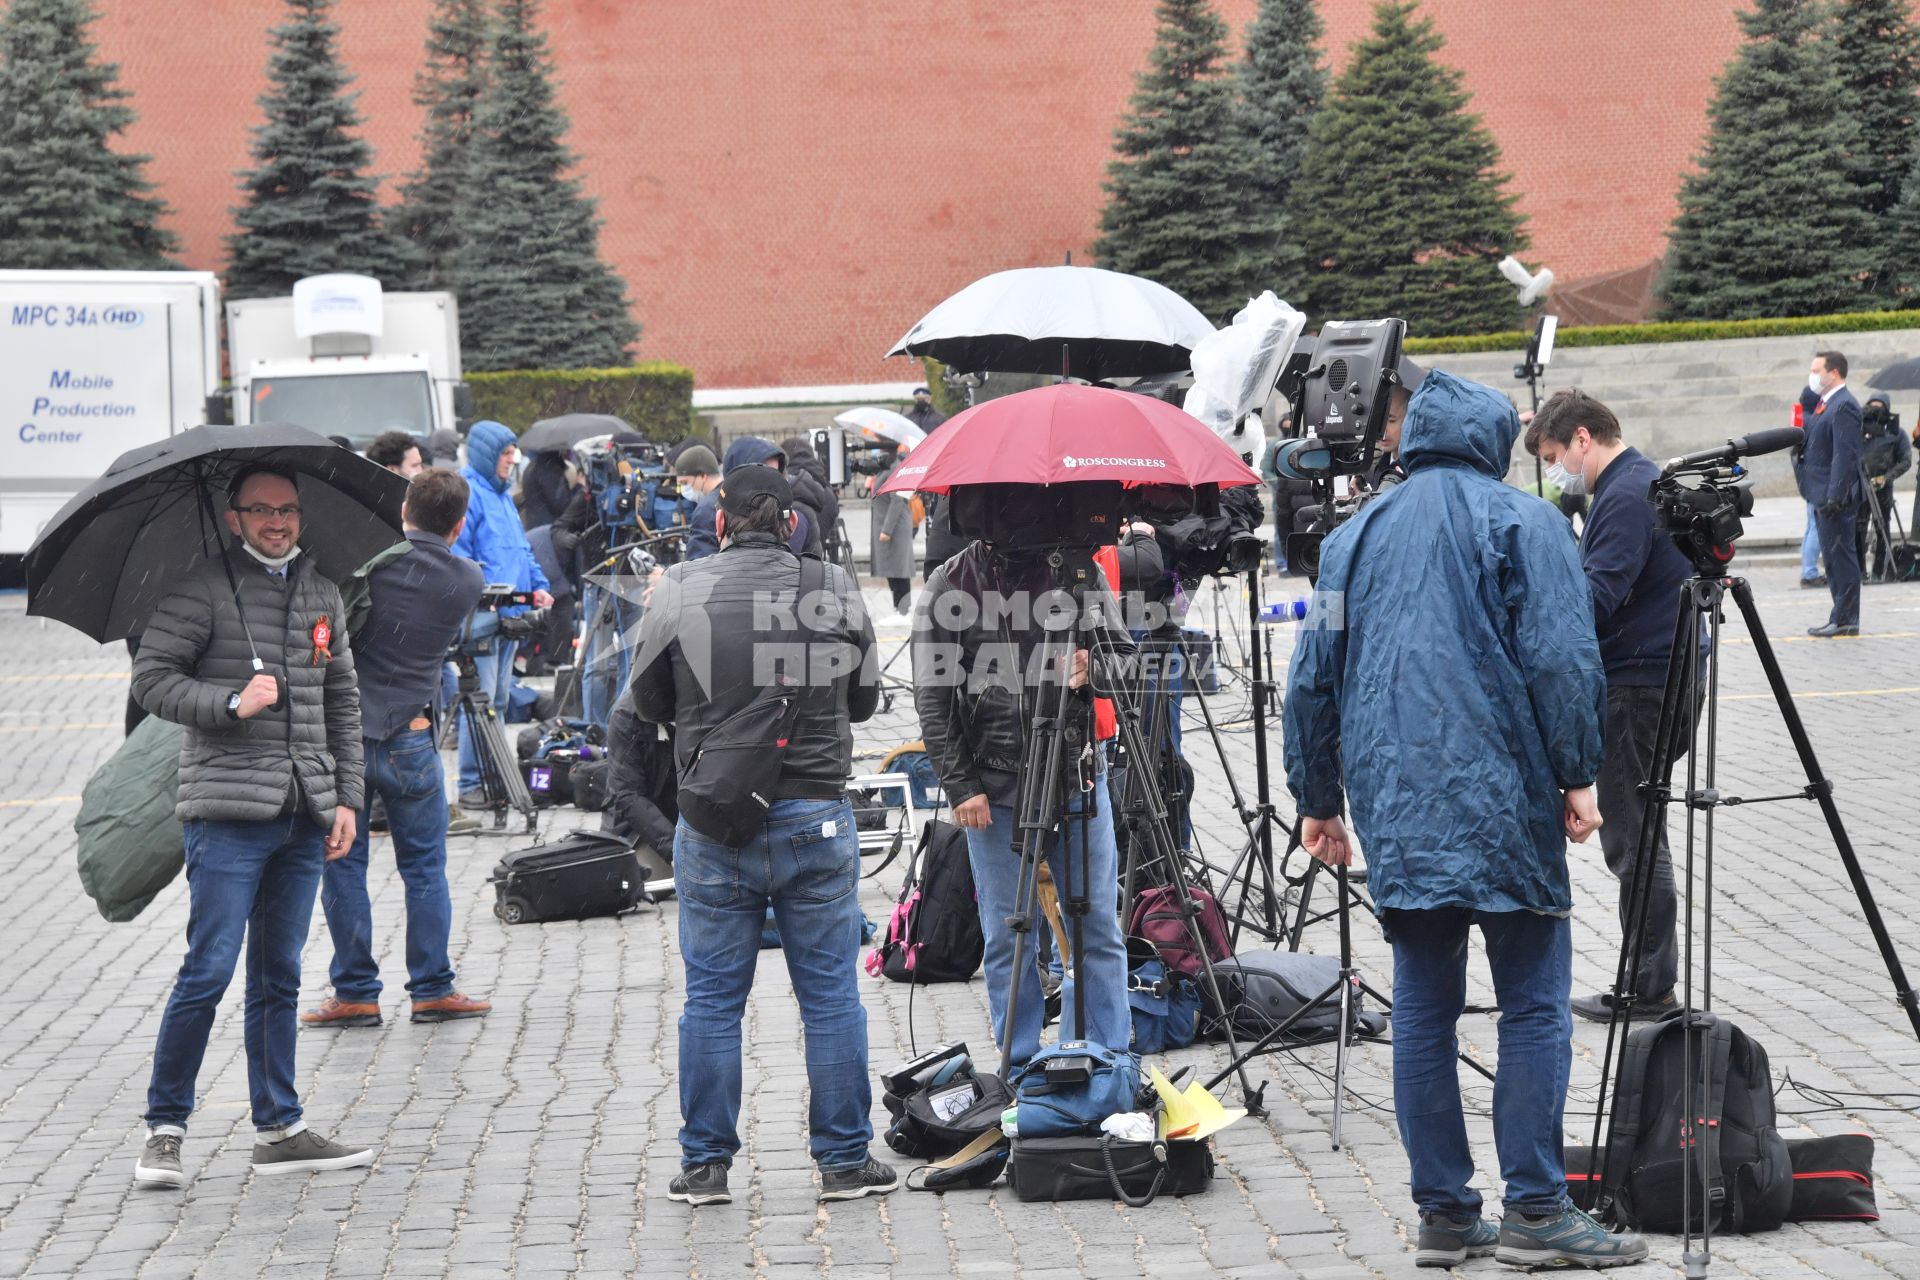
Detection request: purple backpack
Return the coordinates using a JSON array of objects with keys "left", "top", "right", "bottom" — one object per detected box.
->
[{"left": 1126, "top": 884, "right": 1232, "bottom": 977}]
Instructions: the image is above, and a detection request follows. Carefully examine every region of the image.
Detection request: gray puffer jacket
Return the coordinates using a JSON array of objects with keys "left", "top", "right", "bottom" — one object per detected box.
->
[{"left": 132, "top": 552, "right": 365, "bottom": 825}]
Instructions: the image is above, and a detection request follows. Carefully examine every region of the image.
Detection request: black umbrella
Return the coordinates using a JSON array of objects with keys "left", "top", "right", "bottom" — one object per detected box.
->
[
  {"left": 1867, "top": 356, "right": 1920, "bottom": 391},
  {"left": 26, "top": 423, "right": 409, "bottom": 644},
  {"left": 517, "top": 413, "right": 635, "bottom": 454}
]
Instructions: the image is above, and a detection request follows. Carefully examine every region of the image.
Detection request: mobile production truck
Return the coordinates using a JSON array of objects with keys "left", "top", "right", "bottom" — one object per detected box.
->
[
  {"left": 226, "top": 273, "right": 470, "bottom": 450},
  {"left": 0, "top": 269, "right": 224, "bottom": 559}
]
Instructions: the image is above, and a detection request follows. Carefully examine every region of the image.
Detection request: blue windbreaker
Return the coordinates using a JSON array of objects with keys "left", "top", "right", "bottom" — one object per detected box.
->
[
  {"left": 453, "top": 420, "right": 550, "bottom": 610},
  {"left": 1282, "top": 371, "right": 1605, "bottom": 916}
]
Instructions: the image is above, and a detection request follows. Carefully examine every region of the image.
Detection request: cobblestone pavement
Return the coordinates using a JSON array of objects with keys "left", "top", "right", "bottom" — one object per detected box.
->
[{"left": 0, "top": 563, "right": 1916, "bottom": 1279}]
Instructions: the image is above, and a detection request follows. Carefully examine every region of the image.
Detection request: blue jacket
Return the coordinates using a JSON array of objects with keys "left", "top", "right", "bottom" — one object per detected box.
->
[
  {"left": 1282, "top": 371, "right": 1606, "bottom": 917},
  {"left": 453, "top": 420, "right": 550, "bottom": 608},
  {"left": 1794, "top": 385, "right": 1863, "bottom": 508},
  {"left": 1582, "top": 447, "right": 1701, "bottom": 686},
  {"left": 684, "top": 436, "right": 813, "bottom": 560}
]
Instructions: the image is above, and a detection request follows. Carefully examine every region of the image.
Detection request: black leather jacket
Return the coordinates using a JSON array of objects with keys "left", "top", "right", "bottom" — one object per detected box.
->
[
  {"left": 633, "top": 531, "right": 877, "bottom": 799},
  {"left": 910, "top": 542, "right": 1136, "bottom": 809}
]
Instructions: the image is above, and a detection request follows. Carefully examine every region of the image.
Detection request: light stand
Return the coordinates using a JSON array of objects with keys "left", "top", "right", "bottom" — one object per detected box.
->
[{"left": 1513, "top": 314, "right": 1558, "bottom": 495}]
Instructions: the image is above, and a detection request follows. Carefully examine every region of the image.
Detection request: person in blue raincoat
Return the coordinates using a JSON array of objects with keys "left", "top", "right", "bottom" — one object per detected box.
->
[{"left": 1282, "top": 372, "right": 1645, "bottom": 1270}]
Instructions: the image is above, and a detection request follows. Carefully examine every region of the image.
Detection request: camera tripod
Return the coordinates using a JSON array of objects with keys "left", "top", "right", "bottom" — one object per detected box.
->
[
  {"left": 1584, "top": 569, "right": 1920, "bottom": 1277},
  {"left": 451, "top": 647, "right": 539, "bottom": 835}
]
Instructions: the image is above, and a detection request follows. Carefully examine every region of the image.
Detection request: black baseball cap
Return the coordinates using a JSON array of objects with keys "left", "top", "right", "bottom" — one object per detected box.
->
[{"left": 717, "top": 463, "right": 793, "bottom": 518}]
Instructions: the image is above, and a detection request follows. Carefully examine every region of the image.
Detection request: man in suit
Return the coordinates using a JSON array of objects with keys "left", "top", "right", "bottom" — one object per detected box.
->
[{"left": 1796, "top": 351, "right": 1864, "bottom": 637}]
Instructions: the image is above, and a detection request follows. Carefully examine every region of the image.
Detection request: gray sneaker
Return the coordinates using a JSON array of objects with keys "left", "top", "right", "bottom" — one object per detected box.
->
[
  {"left": 251, "top": 1129, "right": 374, "bottom": 1176},
  {"left": 668, "top": 1163, "right": 730, "bottom": 1205},
  {"left": 1496, "top": 1204, "right": 1649, "bottom": 1269},
  {"left": 819, "top": 1155, "right": 899, "bottom": 1201},
  {"left": 133, "top": 1133, "right": 185, "bottom": 1188},
  {"left": 1415, "top": 1212, "right": 1498, "bottom": 1267}
]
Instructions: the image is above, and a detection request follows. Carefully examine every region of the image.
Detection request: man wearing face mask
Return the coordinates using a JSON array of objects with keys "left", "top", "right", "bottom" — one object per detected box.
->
[
  {"left": 1531, "top": 390, "right": 1703, "bottom": 1024},
  {"left": 1795, "top": 351, "right": 1864, "bottom": 636}
]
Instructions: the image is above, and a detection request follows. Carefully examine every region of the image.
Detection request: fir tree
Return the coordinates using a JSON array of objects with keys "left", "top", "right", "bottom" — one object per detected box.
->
[
  {"left": 455, "top": 0, "right": 637, "bottom": 370},
  {"left": 1880, "top": 132, "right": 1920, "bottom": 298},
  {"left": 0, "top": 0, "right": 176, "bottom": 269},
  {"left": 395, "top": 0, "right": 489, "bottom": 290},
  {"left": 1290, "top": 1, "right": 1525, "bottom": 336},
  {"left": 1829, "top": 0, "right": 1920, "bottom": 298},
  {"left": 1094, "top": 0, "right": 1284, "bottom": 323},
  {"left": 1659, "top": 0, "right": 1874, "bottom": 320},
  {"left": 225, "top": 0, "right": 421, "bottom": 299},
  {"left": 1238, "top": 0, "right": 1327, "bottom": 296}
]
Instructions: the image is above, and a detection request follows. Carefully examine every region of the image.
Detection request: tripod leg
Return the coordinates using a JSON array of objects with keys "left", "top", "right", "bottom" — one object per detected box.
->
[{"left": 1730, "top": 580, "right": 1920, "bottom": 1041}]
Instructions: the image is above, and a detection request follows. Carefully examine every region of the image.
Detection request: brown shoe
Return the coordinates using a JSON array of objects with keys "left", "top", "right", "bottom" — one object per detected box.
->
[
  {"left": 301, "top": 996, "right": 381, "bottom": 1028},
  {"left": 411, "top": 992, "right": 492, "bottom": 1023}
]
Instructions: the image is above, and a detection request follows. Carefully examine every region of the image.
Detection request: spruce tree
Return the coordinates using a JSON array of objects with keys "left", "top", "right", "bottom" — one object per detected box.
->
[
  {"left": 455, "top": 0, "right": 637, "bottom": 370},
  {"left": 395, "top": 0, "right": 489, "bottom": 290},
  {"left": 0, "top": 0, "right": 176, "bottom": 269},
  {"left": 1829, "top": 0, "right": 1920, "bottom": 299},
  {"left": 1881, "top": 133, "right": 1920, "bottom": 299},
  {"left": 1238, "top": 0, "right": 1327, "bottom": 297},
  {"left": 1095, "top": 0, "right": 1284, "bottom": 324},
  {"left": 225, "top": 0, "right": 421, "bottom": 299},
  {"left": 1659, "top": 0, "right": 1874, "bottom": 320},
  {"left": 1290, "top": 1, "right": 1525, "bottom": 335}
]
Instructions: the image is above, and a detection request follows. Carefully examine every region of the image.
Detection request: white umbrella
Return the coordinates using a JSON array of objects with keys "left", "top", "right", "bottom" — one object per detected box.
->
[
  {"left": 834, "top": 406, "right": 927, "bottom": 448},
  {"left": 887, "top": 265, "right": 1217, "bottom": 382}
]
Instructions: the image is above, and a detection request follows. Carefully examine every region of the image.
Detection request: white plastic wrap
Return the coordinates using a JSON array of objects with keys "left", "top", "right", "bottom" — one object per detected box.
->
[{"left": 1182, "top": 291, "right": 1307, "bottom": 456}]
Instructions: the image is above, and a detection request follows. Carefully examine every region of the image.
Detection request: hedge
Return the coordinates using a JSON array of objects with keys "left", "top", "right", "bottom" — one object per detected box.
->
[
  {"left": 1403, "top": 308, "right": 1920, "bottom": 357},
  {"left": 467, "top": 363, "right": 696, "bottom": 441}
]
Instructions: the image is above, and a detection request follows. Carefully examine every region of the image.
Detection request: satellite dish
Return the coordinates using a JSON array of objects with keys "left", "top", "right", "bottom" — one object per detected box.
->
[{"left": 1498, "top": 255, "right": 1555, "bottom": 307}]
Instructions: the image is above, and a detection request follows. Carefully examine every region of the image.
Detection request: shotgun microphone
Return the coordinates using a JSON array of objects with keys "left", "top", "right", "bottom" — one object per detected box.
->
[{"left": 1661, "top": 427, "right": 1804, "bottom": 477}]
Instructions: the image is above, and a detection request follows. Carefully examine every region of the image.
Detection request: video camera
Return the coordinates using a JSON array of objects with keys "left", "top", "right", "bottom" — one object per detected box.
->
[
  {"left": 1125, "top": 482, "right": 1266, "bottom": 579},
  {"left": 455, "top": 586, "right": 547, "bottom": 661},
  {"left": 1648, "top": 429, "right": 1798, "bottom": 574},
  {"left": 808, "top": 427, "right": 898, "bottom": 489},
  {"left": 1269, "top": 317, "right": 1415, "bottom": 579},
  {"left": 576, "top": 437, "right": 689, "bottom": 539}
]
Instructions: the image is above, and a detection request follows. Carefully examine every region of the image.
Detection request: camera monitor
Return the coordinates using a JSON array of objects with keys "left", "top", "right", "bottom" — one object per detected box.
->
[
  {"left": 947, "top": 481, "right": 1125, "bottom": 549},
  {"left": 1296, "top": 317, "right": 1407, "bottom": 445}
]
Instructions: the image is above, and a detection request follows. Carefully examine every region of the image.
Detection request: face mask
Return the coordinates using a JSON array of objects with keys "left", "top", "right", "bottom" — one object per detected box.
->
[
  {"left": 1545, "top": 462, "right": 1583, "bottom": 497},
  {"left": 1809, "top": 373, "right": 1826, "bottom": 395},
  {"left": 241, "top": 541, "right": 303, "bottom": 569}
]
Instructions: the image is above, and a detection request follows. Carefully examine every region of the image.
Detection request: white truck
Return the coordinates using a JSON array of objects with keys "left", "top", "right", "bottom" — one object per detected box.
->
[
  {"left": 0, "top": 269, "right": 224, "bottom": 558},
  {"left": 227, "top": 274, "right": 470, "bottom": 450}
]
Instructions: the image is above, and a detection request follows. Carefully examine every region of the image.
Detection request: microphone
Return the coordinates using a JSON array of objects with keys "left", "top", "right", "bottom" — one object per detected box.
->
[{"left": 1661, "top": 427, "right": 1804, "bottom": 476}]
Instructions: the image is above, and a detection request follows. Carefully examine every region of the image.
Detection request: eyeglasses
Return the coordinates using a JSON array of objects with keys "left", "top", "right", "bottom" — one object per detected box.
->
[{"left": 235, "top": 504, "right": 301, "bottom": 520}]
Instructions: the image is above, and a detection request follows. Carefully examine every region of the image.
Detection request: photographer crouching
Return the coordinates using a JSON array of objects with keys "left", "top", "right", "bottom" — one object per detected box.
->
[
  {"left": 911, "top": 486, "right": 1138, "bottom": 1069},
  {"left": 306, "top": 470, "right": 493, "bottom": 1028},
  {"left": 630, "top": 465, "right": 891, "bottom": 1206}
]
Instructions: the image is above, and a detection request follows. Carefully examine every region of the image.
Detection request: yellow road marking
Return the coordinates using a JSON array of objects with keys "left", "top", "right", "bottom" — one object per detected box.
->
[
  {"left": 0, "top": 795, "right": 81, "bottom": 808},
  {"left": 1723, "top": 686, "right": 1920, "bottom": 702},
  {"left": 1719, "top": 631, "right": 1920, "bottom": 647}
]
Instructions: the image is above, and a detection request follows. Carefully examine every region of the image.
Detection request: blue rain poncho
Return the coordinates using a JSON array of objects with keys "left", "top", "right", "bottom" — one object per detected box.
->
[{"left": 1282, "top": 371, "right": 1605, "bottom": 916}]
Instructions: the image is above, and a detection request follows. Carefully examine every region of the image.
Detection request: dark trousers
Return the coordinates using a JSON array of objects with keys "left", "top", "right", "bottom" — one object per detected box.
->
[
  {"left": 1595, "top": 683, "right": 1693, "bottom": 1002},
  {"left": 1814, "top": 505, "right": 1862, "bottom": 626},
  {"left": 886, "top": 576, "right": 912, "bottom": 610}
]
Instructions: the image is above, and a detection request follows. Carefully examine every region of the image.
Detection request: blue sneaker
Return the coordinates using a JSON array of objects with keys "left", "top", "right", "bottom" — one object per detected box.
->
[
  {"left": 1495, "top": 1204, "right": 1649, "bottom": 1269},
  {"left": 1415, "top": 1213, "right": 1499, "bottom": 1267}
]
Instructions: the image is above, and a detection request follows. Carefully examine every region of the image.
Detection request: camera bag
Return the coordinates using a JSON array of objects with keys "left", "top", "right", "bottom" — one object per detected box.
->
[
  {"left": 1126, "top": 945, "right": 1201, "bottom": 1055},
  {"left": 883, "top": 1060, "right": 1011, "bottom": 1160},
  {"left": 489, "top": 830, "right": 648, "bottom": 924},
  {"left": 1007, "top": 1133, "right": 1213, "bottom": 1206},
  {"left": 522, "top": 748, "right": 578, "bottom": 807},
  {"left": 570, "top": 756, "right": 611, "bottom": 812},
  {"left": 865, "top": 819, "right": 983, "bottom": 984},
  {"left": 1201, "top": 950, "right": 1388, "bottom": 1044},
  {"left": 1011, "top": 1042, "right": 1141, "bottom": 1140}
]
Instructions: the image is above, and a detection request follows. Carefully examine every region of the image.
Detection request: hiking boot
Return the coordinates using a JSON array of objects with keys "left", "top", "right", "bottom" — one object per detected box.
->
[
  {"left": 1415, "top": 1212, "right": 1498, "bottom": 1267},
  {"left": 133, "top": 1133, "right": 184, "bottom": 1189},
  {"left": 668, "top": 1163, "right": 730, "bottom": 1206},
  {"left": 411, "top": 991, "right": 491, "bottom": 1023},
  {"left": 251, "top": 1130, "right": 374, "bottom": 1176},
  {"left": 1496, "top": 1204, "right": 1649, "bottom": 1269},
  {"left": 448, "top": 804, "right": 482, "bottom": 835},
  {"left": 458, "top": 789, "right": 489, "bottom": 811},
  {"left": 819, "top": 1155, "right": 900, "bottom": 1201},
  {"left": 1571, "top": 990, "right": 1677, "bottom": 1024},
  {"left": 300, "top": 996, "right": 381, "bottom": 1028}
]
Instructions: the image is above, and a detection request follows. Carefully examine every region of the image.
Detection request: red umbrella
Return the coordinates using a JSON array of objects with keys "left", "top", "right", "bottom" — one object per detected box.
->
[{"left": 877, "top": 383, "right": 1261, "bottom": 494}]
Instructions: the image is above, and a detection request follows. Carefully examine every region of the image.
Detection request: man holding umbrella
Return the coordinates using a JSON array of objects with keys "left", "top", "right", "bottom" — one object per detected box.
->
[{"left": 129, "top": 464, "right": 375, "bottom": 1187}]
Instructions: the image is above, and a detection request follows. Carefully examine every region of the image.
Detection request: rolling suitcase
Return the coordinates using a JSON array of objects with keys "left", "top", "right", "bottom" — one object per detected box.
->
[{"left": 490, "top": 830, "right": 650, "bottom": 924}]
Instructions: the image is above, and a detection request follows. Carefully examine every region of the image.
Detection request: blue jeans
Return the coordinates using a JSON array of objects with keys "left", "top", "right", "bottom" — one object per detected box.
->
[
  {"left": 321, "top": 729, "right": 455, "bottom": 1003},
  {"left": 1802, "top": 501, "right": 1823, "bottom": 580},
  {"left": 673, "top": 797, "right": 873, "bottom": 1171},
  {"left": 964, "top": 778, "right": 1132, "bottom": 1067},
  {"left": 1386, "top": 907, "right": 1573, "bottom": 1218},
  {"left": 579, "top": 579, "right": 643, "bottom": 730},
  {"left": 457, "top": 615, "right": 518, "bottom": 793},
  {"left": 146, "top": 815, "right": 326, "bottom": 1132}
]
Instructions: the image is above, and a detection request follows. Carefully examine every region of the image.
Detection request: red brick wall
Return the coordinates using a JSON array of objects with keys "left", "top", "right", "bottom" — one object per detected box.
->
[{"left": 91, "top": 0, "right": 1750, "bottom": 386}]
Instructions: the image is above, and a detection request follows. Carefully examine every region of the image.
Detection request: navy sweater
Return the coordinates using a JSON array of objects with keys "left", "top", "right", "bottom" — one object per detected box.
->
[{"left": 1581, "top": 447, "right": 1700, "bottom": 687}]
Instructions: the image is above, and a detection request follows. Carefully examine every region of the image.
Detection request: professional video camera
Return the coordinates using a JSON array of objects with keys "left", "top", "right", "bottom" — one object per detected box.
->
[
  {"left": 807, "top": 427, "right": 899, "bottom": 489},
  {"left": 1125, "top": 483, "right": 1266, "bottom": 579},
  {"left": 1647, "top": 429, "right": 1799, "bottom": 574},
  {"left": 1269, "top": 318, "right": 1415, "bottom": 579},
  {"left": 576, "top": 436, "right": 688, "bottom": 538}
]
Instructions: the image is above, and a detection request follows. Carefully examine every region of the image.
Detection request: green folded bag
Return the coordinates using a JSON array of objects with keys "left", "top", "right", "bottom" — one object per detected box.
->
[{"left": 74, "top": 714, "right": 186, "bottom": 922}]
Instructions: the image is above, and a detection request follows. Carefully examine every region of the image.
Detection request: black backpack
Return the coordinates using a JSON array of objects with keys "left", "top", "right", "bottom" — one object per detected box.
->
[
  {"left": 864, "top": 819, "right": 983, "bottom": 984},
  {"left": 1596, "top": 1010, "right": 1792, "bottom": 1235}
]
